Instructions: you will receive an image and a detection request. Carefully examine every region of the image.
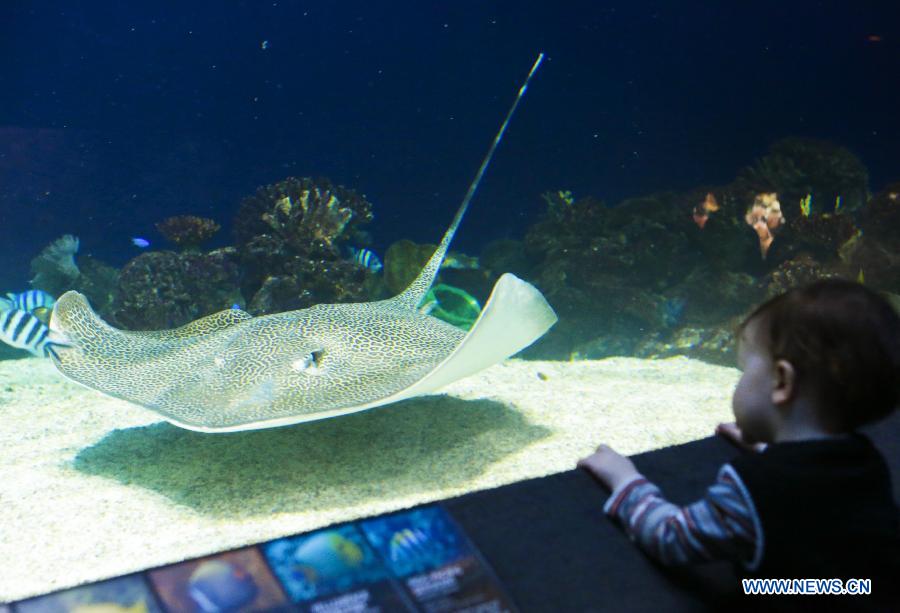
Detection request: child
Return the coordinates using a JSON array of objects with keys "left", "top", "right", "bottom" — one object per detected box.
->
[{"left": 578, "top": 279, "right": 900, "bottom": 602}]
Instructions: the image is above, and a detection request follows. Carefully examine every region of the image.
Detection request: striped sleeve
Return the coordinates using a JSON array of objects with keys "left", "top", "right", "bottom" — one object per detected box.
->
[{"left": 602, "top": 464, "right": 760, "bottom": 566}]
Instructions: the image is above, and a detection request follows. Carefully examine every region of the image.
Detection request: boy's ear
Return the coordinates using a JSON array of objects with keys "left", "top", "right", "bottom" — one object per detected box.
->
[{"left": 772, "top": 359, "right": 797, "bottom": 405}]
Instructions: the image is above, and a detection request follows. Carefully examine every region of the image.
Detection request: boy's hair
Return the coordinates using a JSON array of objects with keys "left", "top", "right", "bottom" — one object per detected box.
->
[{"left": 740, "top": 279, "right": 900, "bottom": 431}]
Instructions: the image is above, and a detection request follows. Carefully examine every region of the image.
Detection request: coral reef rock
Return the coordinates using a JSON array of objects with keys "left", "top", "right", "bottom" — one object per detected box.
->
[
  {"left": 155, "top": 215, "right": 221, "bottom": 251},
  {"left": 840, "top": 184, "right": 900, "bottom": 292},
  {"left": 110, "top": 248, "right": 242, "bottom": 330},
  {"left": 69, "top": 256, "right": 119, "bottom": 317},
  {"left": 859, "top": 183, "right": 900, "bottom": 248},
  {"left": 520, "top": 191, "right": 709, "bottom": 358},
  {"left": 513, "top": 141, "right": 882, "bottom": 363},
  {"left": 733, "top": 137, "right": 869, "bottom": 217},
  {"left": 763, "top": 253, "right": 843, "bottom": 298}
]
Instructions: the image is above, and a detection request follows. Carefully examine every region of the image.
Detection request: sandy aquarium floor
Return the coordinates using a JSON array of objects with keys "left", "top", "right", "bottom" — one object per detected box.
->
[{"left": 0, "top": 355, "right": 737, "bottom": 601}]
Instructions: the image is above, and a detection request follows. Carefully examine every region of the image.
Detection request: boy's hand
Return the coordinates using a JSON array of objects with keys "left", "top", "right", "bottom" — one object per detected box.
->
[
  {"left": 716, "top": 422, "right": 767, "bottom": 452},
  {"left": 577, "top": 444, "right": 641, "bottom": 491}
]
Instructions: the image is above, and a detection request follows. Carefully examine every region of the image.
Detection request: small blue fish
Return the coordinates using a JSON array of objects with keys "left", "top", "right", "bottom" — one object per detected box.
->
[
  {"left": 1, "top": 289, "right": 55, "bottom": 312},
  {"left": 347, "top": 247, "right": 383, "bottom": 272},
  {"left": 0, "top": 308, "right": 63, "bottom": 358},
  {"left": 131, "top": 237, "right": 150, "bottom": 248}
]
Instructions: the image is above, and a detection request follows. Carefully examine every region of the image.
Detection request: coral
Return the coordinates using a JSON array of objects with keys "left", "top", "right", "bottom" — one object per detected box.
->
[
  {"left": 232, "top": 177, "right": 375, "bottom": 313},
  {"left": 383, "top": 239, "right": 437, "bottom": 295},
  {"left": 110, "top": 248, "right": 242, "bottom": 330},
  {"left": 381, "top": 239, "right": 483, "bottom": 298},
  {"left": 480, "top": 239, "right": 532, "bottom": 278},
  {"left": 835, "top": 184, "right": 900, "bottom": 293},
  {"left": 506, "top": 144, "right": 882, "bottom": 363},
  {"left": 744, "top": 193, "right": 784, "bottom": 259},
  {"left": 733, "top": 137, "right": 869, "bottom": 218},
  {"left": 69, "top": 256, "right": 119, "bottom": 317},
  {"left": 29, "top": 234, "right": 80, "bottom": 296},
  {"left": 244, "top": 255, "right": 371, "bottom": 314},
  {"left": 526, "top": 190, "right": 705, "bottom": 296},
  {"left": 519, "top": 190, "right": 718, "bottom": 359},
  {"left": 859, "top": 182, "right": 900, "bottom": 247},
  {"left": 540, "top": 189, "right": 576, "bottom": 219},
  {"left": 155, "top": 215, "right": 221, "bottom": 251},
  {"left": 838, "top": 235, "right": 900, "bottom": 292},
  {"left": 234, "top": 177, "right": 372, "bottom": 249},
  {"left": 789, "top": 212, "right": 858, "bottom": 258},
  {"left": 525, "top": 193, "right": 609, "bottom": 260},
  {"left": 763, "top": 254, "right": 839, "bottom": 298}
]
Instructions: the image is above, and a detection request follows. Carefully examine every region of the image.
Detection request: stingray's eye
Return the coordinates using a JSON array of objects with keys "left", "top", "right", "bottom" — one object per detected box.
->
[
  {"left": 310, "top": 348, "right": 325, "bottom": 366},
  {"left": 291, "top": 348, "right": 326, "bottom": 373}
]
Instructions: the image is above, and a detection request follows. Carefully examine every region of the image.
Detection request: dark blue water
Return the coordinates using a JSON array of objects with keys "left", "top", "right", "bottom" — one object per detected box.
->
[{"left": 2, "top": 1, "right": 898, "bottom": 288}]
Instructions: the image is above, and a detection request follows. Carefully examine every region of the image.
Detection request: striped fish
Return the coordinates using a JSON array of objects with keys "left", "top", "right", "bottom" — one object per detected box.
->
[
  {"left": 348, "top": 247, "right": 383, "bottom": 272},
  {"left": 1, "top": 289, "right": 55, "bottom": 312},
  {"left": 0, "top": 308, "right": 61, "bottom": 358}
]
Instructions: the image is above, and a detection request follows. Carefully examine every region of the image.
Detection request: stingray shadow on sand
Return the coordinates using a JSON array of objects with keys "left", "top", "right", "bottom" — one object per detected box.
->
[{"left": 72, "top": 395, "right": 551, "bottom": 519}]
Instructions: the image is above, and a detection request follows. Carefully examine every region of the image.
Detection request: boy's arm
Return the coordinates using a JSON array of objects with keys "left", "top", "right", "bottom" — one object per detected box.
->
[{"left": 604, "top": 464, "right": 759, "bottom": 566}]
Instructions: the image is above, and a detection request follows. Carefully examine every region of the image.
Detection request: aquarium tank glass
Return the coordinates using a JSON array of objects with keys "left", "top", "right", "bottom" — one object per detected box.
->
[{"left": 1, "top": 0, "right": 898, "bottom": 603}]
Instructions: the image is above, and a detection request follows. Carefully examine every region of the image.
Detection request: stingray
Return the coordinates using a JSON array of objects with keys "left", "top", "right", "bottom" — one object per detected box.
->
[{"left": 48, "top": 54, "right": 557, "bottom": 432}]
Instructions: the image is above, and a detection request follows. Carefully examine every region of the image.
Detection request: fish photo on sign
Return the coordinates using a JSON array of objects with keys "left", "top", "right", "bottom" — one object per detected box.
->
[{"left": 148, "top": 548, "right": 291, "bottom": 612}]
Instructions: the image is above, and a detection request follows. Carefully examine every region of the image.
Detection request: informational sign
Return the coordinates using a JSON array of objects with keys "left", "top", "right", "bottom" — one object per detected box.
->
[
  {"left": 4, "top": 504, "right": 517, "bottom": 613},
  {"left": 262, "top": 524, "right": 412, "bottom": 611},
  {"left": 361, "top": 506, "right": 517, "bottom": 612},
  {"left": 13, "top": 574, "right": 164, "bottom": 613}
]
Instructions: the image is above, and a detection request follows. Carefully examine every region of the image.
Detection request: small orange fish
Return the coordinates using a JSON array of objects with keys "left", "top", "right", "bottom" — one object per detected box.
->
[
  {"left": 866, "top": 34, "right": 882, "bottom": 43},
  {"left": 692, "top": 192, "right": 719, "bottom": 228},
  {"left": 693, "top": 209, "right": 709, "bottom": 229}
]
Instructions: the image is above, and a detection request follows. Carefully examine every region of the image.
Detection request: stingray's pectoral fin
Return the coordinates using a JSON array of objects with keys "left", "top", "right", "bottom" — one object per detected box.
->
[
  {"left": 43, "top": 328, "right": 73, "bottom": 361},
  {"left": 362, "top": 273, "right": 557, "bottom": 408},
  {"left": 48, "top": 291, "right": 107, "bottom": 357}
]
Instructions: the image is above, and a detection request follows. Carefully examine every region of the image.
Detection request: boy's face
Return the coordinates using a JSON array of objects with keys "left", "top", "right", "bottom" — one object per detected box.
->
[{"left": 733, "top": 319, "right": 779, "bottom": 444}]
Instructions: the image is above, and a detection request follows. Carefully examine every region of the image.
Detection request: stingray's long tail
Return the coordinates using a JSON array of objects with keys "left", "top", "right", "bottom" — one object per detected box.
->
[{"left": 392, "top": 52, "right": 545, "bottom": 310}]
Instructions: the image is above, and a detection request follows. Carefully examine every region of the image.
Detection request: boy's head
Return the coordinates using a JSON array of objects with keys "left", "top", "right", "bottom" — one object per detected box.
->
[{"left": 736, "top": 279, "right": 900, "bottom": 434}]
